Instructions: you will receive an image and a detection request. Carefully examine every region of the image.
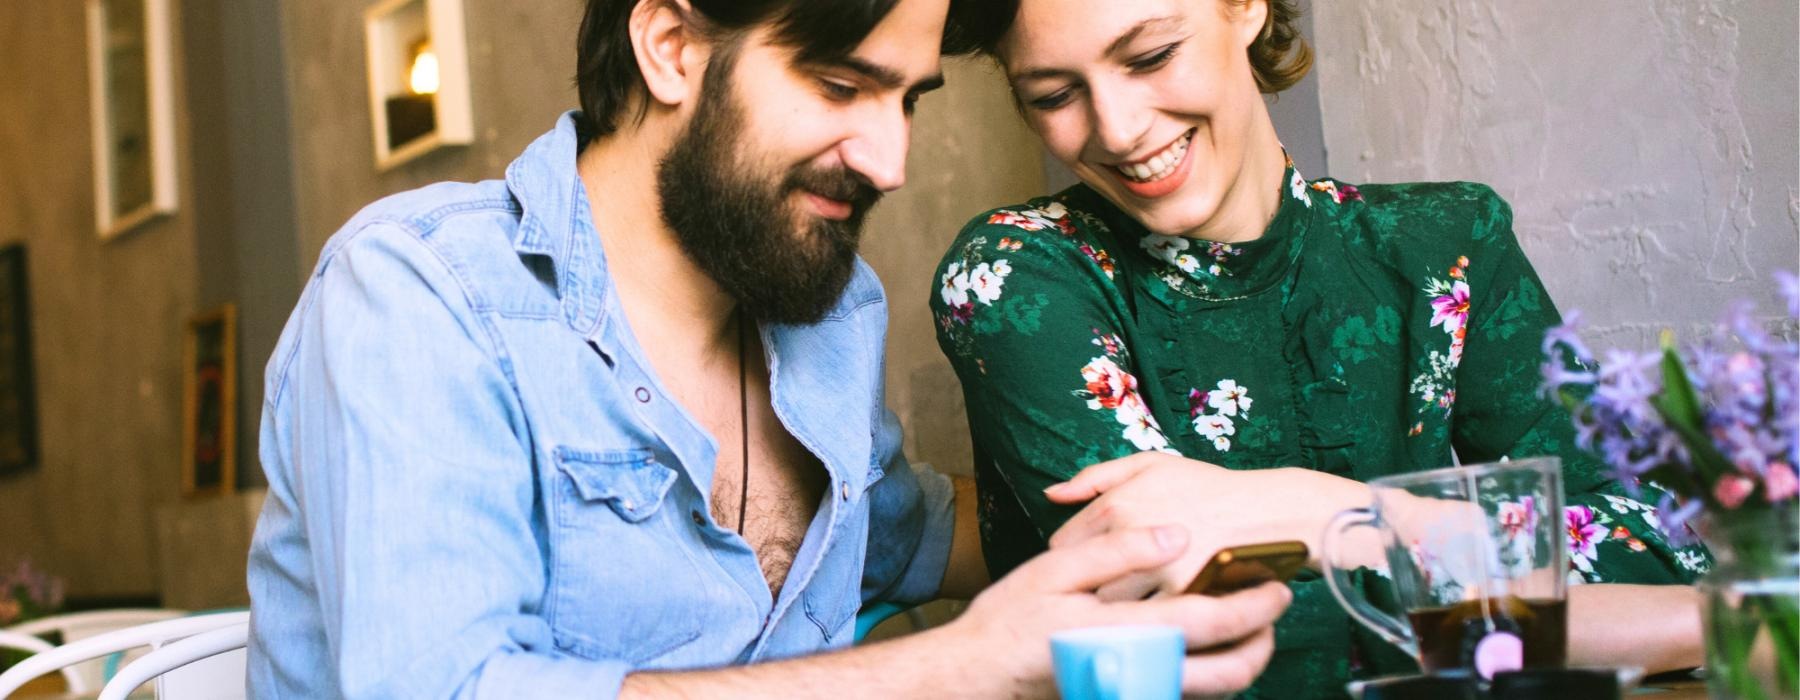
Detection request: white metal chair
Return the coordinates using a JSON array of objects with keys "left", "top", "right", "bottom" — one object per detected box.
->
[
  {"left": 0, "top": 611, "right": 246, "bottom": 699},
  {"left": 97, "top": 622, "right": 248, "bottom": 700},
  {"left": 3, "top": 609, "right": 187, "bottom": 694},
  {"left": 0, "top": 630, "right": 82, "bottom": 693}
]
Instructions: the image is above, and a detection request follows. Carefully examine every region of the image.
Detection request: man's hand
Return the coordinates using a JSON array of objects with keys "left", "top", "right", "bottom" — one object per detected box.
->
[
  {"left": 949, "top": 525, "right": 1290, "bottom": 699},
  {"left": 1042, "top": 452, "right": 1376, "bottom": 601}
]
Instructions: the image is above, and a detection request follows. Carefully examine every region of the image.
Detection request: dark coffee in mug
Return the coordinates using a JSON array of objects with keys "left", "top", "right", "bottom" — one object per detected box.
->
[{"left": 1407, "top": 596, "right": 1567, "bottom": 672}]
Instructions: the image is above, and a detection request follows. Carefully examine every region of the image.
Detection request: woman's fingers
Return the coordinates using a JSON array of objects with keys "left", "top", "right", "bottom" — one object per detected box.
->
[
  {"left": 1041, "top": 452, "right": 1164, "bottom": 504},
  {"left": 1005, "top": 525, "right": 1189, "bottom": 595}
]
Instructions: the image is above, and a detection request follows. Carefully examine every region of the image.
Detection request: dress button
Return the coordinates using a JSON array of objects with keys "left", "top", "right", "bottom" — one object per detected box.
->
[
  {"left": 840, "top": 483, "right": 850, "bottom": 501},
  {"left": 634, "top": 387, "right": 652, "bottom": 403},
  {"left": 691, "top": 509, "right": 706, "bottom": 527}
]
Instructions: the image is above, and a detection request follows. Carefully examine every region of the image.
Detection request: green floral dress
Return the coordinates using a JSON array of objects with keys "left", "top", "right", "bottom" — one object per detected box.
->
[{"left": 930, "top": 166, "right": 1712, "bottom": 698}]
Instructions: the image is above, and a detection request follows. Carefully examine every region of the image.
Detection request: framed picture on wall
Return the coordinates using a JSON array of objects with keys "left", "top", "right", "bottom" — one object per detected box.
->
[
  {"left": 86, "top": 0, "right": 178, "bottom": 240},
  {"left": 364, "top": 0, "right": 473, "bottom": 170},
  {"left": 0, "top": 244, "right": 38, "bottom": 476},
  {"left": 181, "top": 304, "right": 236, "bottom": 497}
]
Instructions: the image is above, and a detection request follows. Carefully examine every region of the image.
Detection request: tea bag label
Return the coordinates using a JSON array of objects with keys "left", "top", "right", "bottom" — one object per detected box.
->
[{"left": 1473, "top": 631, "right": 1523, "bottom": 679}]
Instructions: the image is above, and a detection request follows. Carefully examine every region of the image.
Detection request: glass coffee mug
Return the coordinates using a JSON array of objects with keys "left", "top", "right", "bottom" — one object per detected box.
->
[{"left": 1322, "top": 458, "right": 1568, "bottom": 678}]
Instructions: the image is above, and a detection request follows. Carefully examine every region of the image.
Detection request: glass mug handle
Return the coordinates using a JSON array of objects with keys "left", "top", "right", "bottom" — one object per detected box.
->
[{"left": 1322, "top": 507, "right": 1418, "bottom": 659}]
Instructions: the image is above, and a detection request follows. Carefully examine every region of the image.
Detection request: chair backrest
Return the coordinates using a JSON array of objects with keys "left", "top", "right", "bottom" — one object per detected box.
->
[
  {"left": 4, "top": 608, "right": 187, "bottom": 693},
  {"left": 97, "top": 622, "right": 248, "bottom": 700},
  {"left": 0, "top": 630, "right": 81, "bottom": 693},
  {"left": 0, "top": 611, "right": 245, "bottom": 699}
]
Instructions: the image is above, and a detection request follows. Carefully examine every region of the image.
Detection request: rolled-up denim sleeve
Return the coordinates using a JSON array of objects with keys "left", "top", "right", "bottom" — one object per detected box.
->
[
  {"left": 274, "top": 224, "right": 631, "bottom": 699},
  {"left": 860, "top": 407, "right": 956, "bottom": 606}
]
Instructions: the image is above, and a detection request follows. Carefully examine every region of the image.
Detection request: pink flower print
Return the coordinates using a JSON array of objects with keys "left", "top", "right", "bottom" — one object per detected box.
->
[
  {"left": 987, "top": 211, "right": 1040, "bottom": 230},
  {"left": 1188, "top": 388, "right": 1211, "bottom": 418},
  {"left": 1092, "top": 331, "right": 1124, "bottom": 357},
  {"left": 1566, "top": 506, "right": 1606, "bottom": 561},
  {"left": 1079, "top": 243, "right": 1117, "bottom": 277},
  {"left": 950, "top": 303, "right": 974, "bottom": 325},
  {"left": 1766, "top": 462, "right": 1798, "bottom": 502},
  {"left": 1498, "top": 496, "right": 1538, "bottom": 540},
  {"left": 1338, "top": 184, "right": 1363, "bottom": 202},
  {"left": 1081, "top": 357, "right": 1138, "bottom": 411},
  {"left": 1714, "top": 474, "right": 1756, "bottom": 509},
  {"left": 1431, "top": 281, "right": 1472, "bottom": 334}
]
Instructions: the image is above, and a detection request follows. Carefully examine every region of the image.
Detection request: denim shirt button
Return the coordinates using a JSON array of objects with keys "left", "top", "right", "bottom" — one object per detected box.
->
[
  {"left": 839, "top": 482, "right": 849, "bottom": 501},
  {"left": 634, "top": 387, "right": 652, "bottom": 403}
]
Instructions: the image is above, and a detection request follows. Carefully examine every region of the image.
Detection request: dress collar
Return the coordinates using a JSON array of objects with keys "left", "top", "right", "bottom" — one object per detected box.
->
[{"left": 1133, "top": 162, "right": 1318, "bottom": 302}]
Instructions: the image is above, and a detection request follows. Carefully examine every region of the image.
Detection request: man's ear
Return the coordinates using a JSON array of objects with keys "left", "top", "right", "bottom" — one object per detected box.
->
[
  {"left": 629, "top": 0, "right": 706, "bottom": 109},
  {"left": 1232, "top": 0, "right": 1269, "bottom": 51}
]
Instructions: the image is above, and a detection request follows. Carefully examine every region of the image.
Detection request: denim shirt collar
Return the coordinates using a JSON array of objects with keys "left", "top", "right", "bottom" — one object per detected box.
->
[
  {"left": 505, "top": 111, "right": 611, "bottom": 340},
  {"left": 502, "top": 112, "right": 875, "bottom": 498}
]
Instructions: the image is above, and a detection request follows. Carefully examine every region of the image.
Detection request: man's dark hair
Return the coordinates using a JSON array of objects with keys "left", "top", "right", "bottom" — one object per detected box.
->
[{"left": 574, "top": 0, "right": 1016, "bottom": 139}]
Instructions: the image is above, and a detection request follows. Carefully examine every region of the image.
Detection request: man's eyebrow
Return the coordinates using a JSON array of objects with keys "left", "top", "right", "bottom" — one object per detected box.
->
[
  {"left": 829, "top": 56, "right": 945, "bottom": 94},
  {"left": 1009, "top": 15, "right": 1184, "bottom": 83}
]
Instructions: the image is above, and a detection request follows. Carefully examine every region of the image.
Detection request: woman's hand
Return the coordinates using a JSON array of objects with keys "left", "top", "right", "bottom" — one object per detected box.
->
[{"left": 1042, "top": 452, "right": 1376, "bottom": 600}]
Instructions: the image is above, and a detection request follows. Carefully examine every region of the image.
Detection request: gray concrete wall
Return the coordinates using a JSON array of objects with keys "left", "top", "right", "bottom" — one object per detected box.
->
[
  {"left": 0, "top": 2, "right": 199, "bottom": 599},
  {"left": 0, "top": 0, "right": 300, "bottom": 604},
  {"left": 282, "top": 0, "right": 587, "bottom": 265},
  {"left": 1312, "top": 0, "right": 1800, "bottom": 347}
]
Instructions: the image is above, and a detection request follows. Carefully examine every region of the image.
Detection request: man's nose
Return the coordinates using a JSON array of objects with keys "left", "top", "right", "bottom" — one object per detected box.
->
[{"left": 839, "top": 109, "right": 910, "bottom": 193}]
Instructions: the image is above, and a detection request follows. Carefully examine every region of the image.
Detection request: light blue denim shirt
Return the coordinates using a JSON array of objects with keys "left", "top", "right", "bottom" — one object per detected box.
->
[{"left": 246, "top": 112, "right": 956, "bottom": 699}]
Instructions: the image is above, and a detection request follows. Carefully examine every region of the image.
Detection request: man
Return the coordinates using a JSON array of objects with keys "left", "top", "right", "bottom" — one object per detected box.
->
[{"left": 246, "top": 0, "right": 1289, "bottom": 697}]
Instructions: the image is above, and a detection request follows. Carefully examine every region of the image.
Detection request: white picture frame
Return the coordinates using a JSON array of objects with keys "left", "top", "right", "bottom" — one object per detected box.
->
[
  {"left": 364, "top": 0, "right": 474, "bottom": 170},
  {"left": 87, "top": 0, "right": 178, "bottom": 240}
]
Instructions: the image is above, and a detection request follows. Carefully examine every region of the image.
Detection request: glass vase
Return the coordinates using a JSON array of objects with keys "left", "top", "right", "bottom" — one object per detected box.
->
[{"left": 1699, "top": 509, "right": 1800, "bottom": 700}]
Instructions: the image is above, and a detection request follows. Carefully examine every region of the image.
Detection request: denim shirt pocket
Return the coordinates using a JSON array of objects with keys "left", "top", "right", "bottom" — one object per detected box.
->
[
  {"left": 801, "top": 464, "right": 881, "bottom": 646},
  {"left": 548, "top": 447, "right": 704, "bottom": 664},
  {"left": 557, "top": 448, "right": 677, "bottom": 523}
]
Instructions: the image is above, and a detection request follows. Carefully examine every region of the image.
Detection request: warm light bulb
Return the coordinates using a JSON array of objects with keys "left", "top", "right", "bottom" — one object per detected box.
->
[{"left": 409, "top": 49, "right": 440, "bottom": 95}]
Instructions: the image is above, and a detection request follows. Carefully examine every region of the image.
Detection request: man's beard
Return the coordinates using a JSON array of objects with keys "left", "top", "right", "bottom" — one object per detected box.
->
[{"left": 656, "top": 58, "right": 881, "bottom": 325}]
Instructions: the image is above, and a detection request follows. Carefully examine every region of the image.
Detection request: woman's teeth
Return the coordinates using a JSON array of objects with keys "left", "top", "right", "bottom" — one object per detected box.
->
[{"left": 1115, "top": 131, "right": 1191, "bottom": 183}]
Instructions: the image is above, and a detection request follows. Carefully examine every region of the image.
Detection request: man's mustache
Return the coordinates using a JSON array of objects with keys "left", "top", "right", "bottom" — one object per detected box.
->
[{"left": 787, "top": 166, "right": 882, "bottom": 216}]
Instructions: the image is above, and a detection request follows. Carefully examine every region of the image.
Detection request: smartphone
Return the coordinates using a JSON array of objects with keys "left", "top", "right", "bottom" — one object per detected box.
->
[{"left": 1185, "top": 540, "right": 1310, "bottom": 596}]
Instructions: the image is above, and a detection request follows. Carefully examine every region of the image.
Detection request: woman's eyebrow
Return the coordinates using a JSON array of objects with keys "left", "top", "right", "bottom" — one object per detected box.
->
[{"left": 1008, "top": 15, "right": 1184, "bottom": 83}]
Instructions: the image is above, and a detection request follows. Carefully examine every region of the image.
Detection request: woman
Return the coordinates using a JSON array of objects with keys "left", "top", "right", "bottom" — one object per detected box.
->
[{"left": 931, "top": 0, "right": 1711, "bottom": 695}]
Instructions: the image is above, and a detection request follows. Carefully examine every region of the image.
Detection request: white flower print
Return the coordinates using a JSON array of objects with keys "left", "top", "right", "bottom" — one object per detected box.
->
[
  {"left": 1116, "top": 394, "right": 1171, "bottom": 452},
  {"left": 1186, "top": 380, "right": 1253, "bottom": 452},
  {"left": 991, "top": 260, "right": 1013, "bottom": 276},
  {"left": 1676, "top": 550, "right": 1709, "bottom": 574},
  {"left": 1140, "top": 235, "right": 1190, "bottom": 267},
  {"left": 1208, "top": 380, "right": 1253, "bottom": 416},
  {"left": 967, "top": 262, "right": 1009, "bottom": 305},
  {"left": 1290, "top": 170, "right": 1311, "bottom": 207},
  {"left": 1174, "top": 254, "right": 1201, "bottom": 274},
  {"left": 938, "top": 261, "right": 970, "bottom": 307},
  {"left": 1193, "top": 413, "right": 1235, "bottom": 440}
]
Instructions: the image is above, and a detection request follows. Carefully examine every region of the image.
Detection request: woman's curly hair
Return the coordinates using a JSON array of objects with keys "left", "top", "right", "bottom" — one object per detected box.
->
[{"left": 1248, "top": 0, "right": 1312, "bottom": 93}]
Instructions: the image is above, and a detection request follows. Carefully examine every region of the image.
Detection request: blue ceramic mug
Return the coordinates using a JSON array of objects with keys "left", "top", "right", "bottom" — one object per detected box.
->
[{"left": 1050, "top": 625, "right": 1185, "bottom": 700}]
